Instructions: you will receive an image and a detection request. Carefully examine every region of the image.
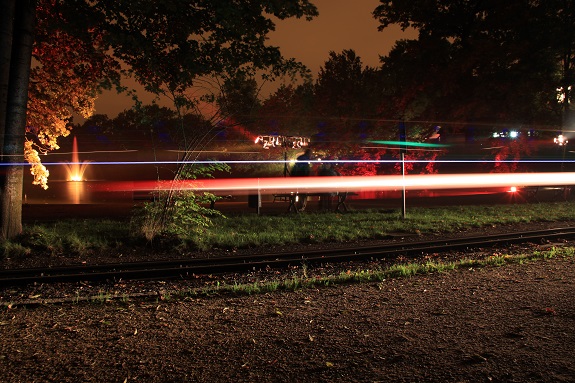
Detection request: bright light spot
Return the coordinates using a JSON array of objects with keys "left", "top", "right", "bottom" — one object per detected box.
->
[
  {"left": 509, "top": 186, "right": 517, "bottom": 193},
  {"left": 64, "top": 137, "right": 89, "bottom": 182},
  {"left": 493, "top": 130, "right": 518, "bottom": 139},
  {"left": 557, "top": 86, "right": 572, "bottom": 104},
  {"left": 554, "top": 134, "right": 568, "bottom": 146},
  {"left": 254, "top": 135, "right": 310, "bottom": 149}
]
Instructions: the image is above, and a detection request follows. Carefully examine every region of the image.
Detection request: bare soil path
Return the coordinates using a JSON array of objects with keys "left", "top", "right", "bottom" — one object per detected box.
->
[{"left": 1, "top": 256, "right": 574, "bottom": 382}]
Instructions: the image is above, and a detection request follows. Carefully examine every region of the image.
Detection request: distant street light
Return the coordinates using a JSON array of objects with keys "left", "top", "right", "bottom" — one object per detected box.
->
[{"left": 554, "top": 134, "right": 569, "bottom": 172}]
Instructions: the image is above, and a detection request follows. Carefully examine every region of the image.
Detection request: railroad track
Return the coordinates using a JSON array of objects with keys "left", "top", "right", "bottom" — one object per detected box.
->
[{"left": 1, "top": 226, "right": 575, "bottom": 287}]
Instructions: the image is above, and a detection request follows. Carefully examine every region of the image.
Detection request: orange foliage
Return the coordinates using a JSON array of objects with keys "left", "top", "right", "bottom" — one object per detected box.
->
[{"left": 24, "top": 0, "right": 119, "bottom": 188}]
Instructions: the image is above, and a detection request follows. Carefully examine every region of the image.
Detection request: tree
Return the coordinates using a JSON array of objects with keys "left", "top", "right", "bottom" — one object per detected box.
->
[
  {"left": 311, "top": 50, "right": 387, "bottom": 174},
  {"left": 79, "top": 114, "right": 115, "bottom": 138},
  {"left": 378, "top": 36, "right": 452, "bottom": 121},
  {"left": 0, "top": 0, "right": 16, "bottom": 154},
  {"left": 1, "top": 0, "right": 121, "bottom": 238},
  {"left": 84, "top": 0, "right": 317, "bottom": 112},
  {"left": 0, "top": 0, "right": 319, "bottom": 238},
  {"left": 373, "top": 0, "right": 561, "bottom": 126},
  {"left": 373, "top": 0, "right": 572, "bottom": 175},
  {"left": 314, "top": 50, "right": 367, "bottom": 120},
  {"left": 215, "top": 73, "right": 262, "bottom": 149},
  {"left": 258, "top": 82, "right": 315, "bottom": 136},
  {"left": 1, "top": 0, "right": 37, "bottom": 239},
  {"left": 26, "top": 0, "right": 120, "bottom": 189},
  {"left": 217, "top": 73, "right": 261, "bottom": 121},
  {"left": 541, "top": 0, "right": 575, "bottom": 129},
  {"left": 113, "top": 105, "right": 178, "bottom": 141}
]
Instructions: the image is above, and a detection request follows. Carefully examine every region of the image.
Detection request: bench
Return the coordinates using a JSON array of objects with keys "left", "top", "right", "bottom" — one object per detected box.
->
[
  {"left": 272, "top": 192, "right": 357, "bottom": 213},
  {"left": 523, "top": 186, "right": 572, "bottom": 201}
]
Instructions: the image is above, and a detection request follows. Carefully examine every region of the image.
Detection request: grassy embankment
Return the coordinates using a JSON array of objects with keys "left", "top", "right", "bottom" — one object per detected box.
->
[{"left": 3, "top": 200, "right": 575, "bottom": 257}]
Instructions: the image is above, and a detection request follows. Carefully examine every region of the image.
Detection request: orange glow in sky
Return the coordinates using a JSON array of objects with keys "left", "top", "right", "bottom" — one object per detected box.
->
[{"left": 92, "top": 0, "right": 416, "bottom": 118}]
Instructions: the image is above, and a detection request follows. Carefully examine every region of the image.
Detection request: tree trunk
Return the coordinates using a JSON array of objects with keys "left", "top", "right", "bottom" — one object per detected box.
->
[
  {"left": 0, "top": 0, "right": 16, "bottom": 153},
  {"left": 1, "top": 0, "right": 36, "bottom": 239}
]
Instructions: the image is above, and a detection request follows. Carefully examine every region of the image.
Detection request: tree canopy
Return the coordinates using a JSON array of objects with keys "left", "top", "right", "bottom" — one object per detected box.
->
[{"left": 373, "top": 0, "right": 571, "bottom": 126}]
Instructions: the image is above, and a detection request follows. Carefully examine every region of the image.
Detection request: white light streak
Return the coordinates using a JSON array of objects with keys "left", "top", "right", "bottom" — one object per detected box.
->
[{"left": 7, "top": 159, "right": 572, "bottom": 167}]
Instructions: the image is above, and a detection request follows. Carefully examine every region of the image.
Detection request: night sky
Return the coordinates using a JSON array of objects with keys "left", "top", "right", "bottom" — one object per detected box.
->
[{"left": 92, "top": 0, "right": 415, "bottom": 118}]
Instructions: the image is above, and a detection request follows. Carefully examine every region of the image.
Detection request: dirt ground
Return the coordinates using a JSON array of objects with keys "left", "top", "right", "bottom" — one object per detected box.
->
[{"left": 1, "top": 253, "right": 574, "bottom": 382}]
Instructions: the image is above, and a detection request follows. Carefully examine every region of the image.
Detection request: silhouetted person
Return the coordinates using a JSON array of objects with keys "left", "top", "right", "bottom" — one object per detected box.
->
[
  {"left": 291, "top": 148, "right": 312, "bottom": 176},
  {"left": 318, "top": 158, "right": 340, "bottom": 210},
  {"left": 291, "top": 148, "right": 313, "bottom": 210}
]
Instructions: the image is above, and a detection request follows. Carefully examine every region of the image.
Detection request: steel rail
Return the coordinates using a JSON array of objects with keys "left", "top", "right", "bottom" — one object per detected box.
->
[{"left": 1, "top": 226, "right": 575, "bottom": 287}]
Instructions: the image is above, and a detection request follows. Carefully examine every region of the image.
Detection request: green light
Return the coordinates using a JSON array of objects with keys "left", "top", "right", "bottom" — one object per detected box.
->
[{"left": 368, "top": 140, "right": 450, "bottom": 148}]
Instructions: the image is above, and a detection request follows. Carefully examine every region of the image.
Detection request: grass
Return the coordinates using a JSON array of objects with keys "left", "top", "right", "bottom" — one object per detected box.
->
[
  {"left": 192, "top": 201, "right": 575, "bottom": 250},
  {"left": 73, "top": 244, "right": 567, "bottom": 302},
  {"left": 184, "top": 245, "right": 575, "bottom": 297},
  {"left": 2, "top": 201, "right": 575, "bottom": 257},
  {"left": 2, "top": 219, "right": 138, "bottom": 257}
]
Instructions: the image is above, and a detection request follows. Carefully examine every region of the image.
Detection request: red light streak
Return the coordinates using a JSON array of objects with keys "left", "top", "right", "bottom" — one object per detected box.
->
[{"left": 94, "top": 172, "right": 575, "bottom": 195}]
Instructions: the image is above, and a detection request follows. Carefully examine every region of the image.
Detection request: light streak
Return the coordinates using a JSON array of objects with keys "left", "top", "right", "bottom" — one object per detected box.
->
[
  {"left": 360, "top": 146, "right": 446, "bottom": 152},
  {"left": 368, "top": 140, "right": 450, "bottom": 148},
  {"left": 93, "top": 172, "right": 575, "bottom": 196},
  {"left": 166, "top": 150, "right": 260, "bottom": 154},
  {"left": 46, "top": 150, "right": 139, "bottom": 155},
  {"left": 2, "top": 159, "right": 570, "bottom": 167}
]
